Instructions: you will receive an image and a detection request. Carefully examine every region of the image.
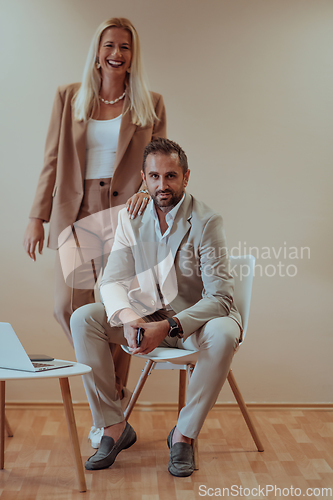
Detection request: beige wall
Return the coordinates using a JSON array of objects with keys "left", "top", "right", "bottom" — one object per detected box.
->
[{"left": 1, "top": 0, "right": 332, "bottom": 404}]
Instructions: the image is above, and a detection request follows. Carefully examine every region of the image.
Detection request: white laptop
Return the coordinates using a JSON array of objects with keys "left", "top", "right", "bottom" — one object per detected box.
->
[{"left": 0, "top": 323, "right": 73, "bottom": 372}]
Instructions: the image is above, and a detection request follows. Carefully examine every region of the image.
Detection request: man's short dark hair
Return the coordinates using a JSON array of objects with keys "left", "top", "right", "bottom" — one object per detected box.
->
[{"left": 142, "top": 138, "right": 188, "bottom": 175}]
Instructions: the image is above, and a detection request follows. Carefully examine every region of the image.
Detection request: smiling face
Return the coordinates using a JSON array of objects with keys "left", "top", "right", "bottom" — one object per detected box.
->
[
  {"left": 142, "top": 153, "right": 190, "bottom": 212},
  {"left": 98, "top": 27, "right": 132, "bottom": 80}
]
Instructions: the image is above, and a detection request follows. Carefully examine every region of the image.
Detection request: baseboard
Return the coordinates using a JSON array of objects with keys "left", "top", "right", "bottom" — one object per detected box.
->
[{"left": 4, "top": 401, "right": 333, "bottom": 411}]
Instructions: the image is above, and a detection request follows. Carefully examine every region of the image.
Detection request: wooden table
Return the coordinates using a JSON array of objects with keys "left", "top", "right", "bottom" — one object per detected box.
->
[{"left": 0, "top": 361, "right": 91, "bottom": 492}]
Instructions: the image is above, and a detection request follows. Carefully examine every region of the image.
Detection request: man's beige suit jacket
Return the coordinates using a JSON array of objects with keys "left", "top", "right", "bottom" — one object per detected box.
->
[{"left": 100, "top": 192, "right": 242, "bottom": 339}]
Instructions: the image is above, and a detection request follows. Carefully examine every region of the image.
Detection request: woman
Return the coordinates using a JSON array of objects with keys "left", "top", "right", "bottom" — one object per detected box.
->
[{"left": 23, "top": 17, "right": 166, "bottom": 445}]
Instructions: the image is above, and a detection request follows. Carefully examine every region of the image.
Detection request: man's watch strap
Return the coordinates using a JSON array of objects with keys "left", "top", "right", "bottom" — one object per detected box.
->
[{"left": 167, "top": 317, "right": 184, "bottom": 339}]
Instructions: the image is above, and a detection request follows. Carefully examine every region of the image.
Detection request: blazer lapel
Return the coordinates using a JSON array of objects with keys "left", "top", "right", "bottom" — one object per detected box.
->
[
  {"left": 159, "top": 193, "right": 192, "bottom": 303},
  {"left": 168, "top": 193, "right": 192, "bottom": 260},
  {"left": 136, "top": 207, "right": 163, "bottom": 307},
  {"left": 136, "top": 195, "right": 193, "bottom": 306},
  {"left": 114, "top": 93, "right": 137, "bottom": 172},
  {"left": 72, "top": 118, "right": 87, "bottom": 181},
  {"left": 138, "top": 205, "right": 157, "bottom": 270}
]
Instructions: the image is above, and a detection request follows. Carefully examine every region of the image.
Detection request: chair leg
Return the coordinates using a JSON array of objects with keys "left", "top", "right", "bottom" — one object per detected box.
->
[
  {"left": 124, "top": 360, "right": 155, "bottom": 421},
  {"left": 185, "top": 364, "right": 199, "bottom": 470},
  {"left": 227, "top": 370, "right": 264, "bottom": 452},
  {"left": 192, "top": 437, "right": 199, "bottom": 470},
  {"left": 178, "top": 370, "right": 186, "bottom": 415},
  {"left": 0, "top": 381, "right": 5, "bottom": 469},
  {"left": 5, "top": 416, "right": 13, "bottom": 438}
]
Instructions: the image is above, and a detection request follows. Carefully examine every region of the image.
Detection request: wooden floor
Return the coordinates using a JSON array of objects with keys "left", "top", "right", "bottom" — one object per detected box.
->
[{"left": 0, "top": 407, "right": 332, "bottom": 499}]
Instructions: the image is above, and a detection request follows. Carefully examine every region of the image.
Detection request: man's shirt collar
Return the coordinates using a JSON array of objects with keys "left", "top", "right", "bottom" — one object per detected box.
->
[{"left": 150, "top": 193, "right": 186, "bottom": 241}]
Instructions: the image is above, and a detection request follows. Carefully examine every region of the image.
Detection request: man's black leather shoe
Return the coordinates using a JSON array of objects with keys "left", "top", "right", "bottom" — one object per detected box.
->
[
  {"left": 167, "top": 427, "right": 195, "bottom": 477},
  {"left": 85, "top": 422, "right": 137, "bottom": 470}
]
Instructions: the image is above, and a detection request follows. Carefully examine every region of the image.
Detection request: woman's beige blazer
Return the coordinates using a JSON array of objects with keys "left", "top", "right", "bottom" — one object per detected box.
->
[{"left": 29, "top": 83, "right": 167, "bottom": 249}]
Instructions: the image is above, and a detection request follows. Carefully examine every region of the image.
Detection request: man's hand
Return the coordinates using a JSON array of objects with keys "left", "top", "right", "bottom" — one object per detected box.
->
[
  {"left": 118, "top": 308, "right": 144, "bottom": 351},
  {"left": 129, "top": 320, "right": 169, "bottom": 355},
  {"left": 117, "top": 308, "right": 170, "bottom": 355},
  {"left": 123, "top": 319, "right": 146, "bottom": 351}
]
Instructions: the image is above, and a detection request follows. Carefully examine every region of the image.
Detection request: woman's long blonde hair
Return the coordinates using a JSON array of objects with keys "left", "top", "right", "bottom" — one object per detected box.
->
[{"left": 72, "top": 17, "right": 157, "bottom": 126}]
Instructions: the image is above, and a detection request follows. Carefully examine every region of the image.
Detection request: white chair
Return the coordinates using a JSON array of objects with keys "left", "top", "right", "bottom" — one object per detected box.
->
[{"left": 122, "top": 255, "right": 264, "bottom": 468}]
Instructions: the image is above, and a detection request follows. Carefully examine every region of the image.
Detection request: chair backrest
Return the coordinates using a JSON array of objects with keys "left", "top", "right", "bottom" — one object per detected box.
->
[{"left": 229, "top": 255, "right": 255, "bottom": 342}]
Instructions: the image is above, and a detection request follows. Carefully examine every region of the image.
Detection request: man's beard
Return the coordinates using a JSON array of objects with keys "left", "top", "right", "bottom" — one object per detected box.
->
[{"left": 151, "top": 189, "right": 184, "bottom": 210}]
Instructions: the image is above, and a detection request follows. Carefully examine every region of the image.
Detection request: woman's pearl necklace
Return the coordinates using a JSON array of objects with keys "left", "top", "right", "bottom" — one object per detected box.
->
[{"left": 99, "top": 91, "right": 126, "bottom": 105}]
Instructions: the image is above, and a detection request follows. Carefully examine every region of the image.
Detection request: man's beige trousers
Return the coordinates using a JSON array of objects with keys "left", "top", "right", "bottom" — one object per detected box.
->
[{"left": 71, "top": 302, "right": 240, "bottom": 439}]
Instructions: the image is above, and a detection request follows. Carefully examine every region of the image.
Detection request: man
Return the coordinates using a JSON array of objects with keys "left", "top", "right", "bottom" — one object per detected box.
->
[{"left": 71, "top": 138, "right": 242, "bottom": 477}]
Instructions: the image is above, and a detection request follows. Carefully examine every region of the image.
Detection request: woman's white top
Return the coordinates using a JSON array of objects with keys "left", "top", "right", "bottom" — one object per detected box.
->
[{"left": 85, "top": 115, "right": 122, "bottom": 179}]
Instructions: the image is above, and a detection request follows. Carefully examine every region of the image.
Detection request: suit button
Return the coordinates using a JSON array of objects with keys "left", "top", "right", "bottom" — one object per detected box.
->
[
  {"left": 113, "top": 191, "right": 118, "bottom": 196},
  {"left": 142, "top": 308, "right": 147, "bottom": 313},
  {"left": 151, "top": 300, "right": 155, "bottom": 305},
  {"left": 100, "top": 181, "right": 105, "bottom": 186}
]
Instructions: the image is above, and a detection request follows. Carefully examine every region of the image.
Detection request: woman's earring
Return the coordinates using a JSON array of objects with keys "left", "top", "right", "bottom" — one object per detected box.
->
[{"left": 96, "top": 61, "right": 101, "bottom": 69}]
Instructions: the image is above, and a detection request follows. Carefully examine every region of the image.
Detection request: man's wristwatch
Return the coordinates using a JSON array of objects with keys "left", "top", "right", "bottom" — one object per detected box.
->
[{"left": 166, "top": 317, "right": 184, "bottom": 339}]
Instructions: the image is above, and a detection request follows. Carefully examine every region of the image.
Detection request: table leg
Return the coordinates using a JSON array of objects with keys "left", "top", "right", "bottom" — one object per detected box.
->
[
  {"left": 5, "top": 416, "right": 13, "bottom": 438},
  {"left": 59, "top": 377, "right": 86, "bottom": 492},
  {"left": 0, "top": 381, "right": 5, "bottom": 469}
]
